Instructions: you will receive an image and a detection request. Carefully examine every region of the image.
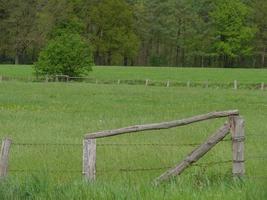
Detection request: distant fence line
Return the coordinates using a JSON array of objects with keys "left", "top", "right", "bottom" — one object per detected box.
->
[{"left": 0, "top": 74, "right": 266, "bottom": 91}]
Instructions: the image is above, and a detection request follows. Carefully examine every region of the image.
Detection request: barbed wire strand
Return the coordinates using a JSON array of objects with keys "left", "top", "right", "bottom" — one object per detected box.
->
[
  {"left": 98, "top": 160, "right": 232, "bottom": 174},
  {"left": 12, "top": 138, "right": 232, "bottom": 148},
  {"left": 9, "top": 169, "right": 81, "bottom": 173}
]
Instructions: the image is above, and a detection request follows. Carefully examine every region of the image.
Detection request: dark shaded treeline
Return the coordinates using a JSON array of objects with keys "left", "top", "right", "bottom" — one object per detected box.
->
[{"left": 0, "top": 0, "right": 266, "bottom": 68}]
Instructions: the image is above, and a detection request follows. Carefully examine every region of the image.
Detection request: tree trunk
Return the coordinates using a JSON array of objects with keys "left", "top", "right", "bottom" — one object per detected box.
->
[
  {"left": 124, "top": 56, "right": 128, "bottom": 66},
  {"left": 201, "top": 55, "right": 204, "bottom": 68},
  {"left": 15, "top": 53, "right": 19, "bottom": 65},
  {"left": 262, "top": 47, "right": 266, "bottom": 68},
  {"left": 176, "top": 46, "right": 180, "bottom": 66},
  {"left": 107, "top": 51, "right": 112, "bottom": 65}
]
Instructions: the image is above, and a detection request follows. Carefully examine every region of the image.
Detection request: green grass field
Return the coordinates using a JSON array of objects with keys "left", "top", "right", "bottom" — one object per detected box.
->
[
  {"left": 0, "top": 78, "right": 266, "bottom": 199},
  {"left": 1, "top": 64, "right": 267, "bottom": 84}
]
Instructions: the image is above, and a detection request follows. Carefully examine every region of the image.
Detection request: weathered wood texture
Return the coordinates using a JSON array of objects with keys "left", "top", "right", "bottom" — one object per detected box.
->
[
  {"left": 154, "top": 123, "right": 230, "bottom": 184},
  {"left": 229, "top": 116, "right": 245, "bottom": 177},
  {"left": 83, "top": 139, "right": 96, "bottom": 181},
  {"left": 85, "top": 110, "right": 239, "bottom": 139},
  {"left": 0, "top": 138, "right": 12, "bottom": 178}
]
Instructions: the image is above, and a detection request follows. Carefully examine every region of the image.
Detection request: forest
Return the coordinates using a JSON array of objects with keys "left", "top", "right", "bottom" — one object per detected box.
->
[{"left": 0, "top": 0, "right": 267, "bottom": 68}]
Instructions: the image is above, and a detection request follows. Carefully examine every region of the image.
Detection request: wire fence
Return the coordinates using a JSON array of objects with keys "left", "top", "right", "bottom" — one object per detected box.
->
[
  {"left": 0, "top": 74, "right": 266, "bottom": 91},
  {"left": 12, "top": 138, "right": 232, "bottom": 148},
  {"left": 4, "top": 135, "right": 266, "bottom": 180}
]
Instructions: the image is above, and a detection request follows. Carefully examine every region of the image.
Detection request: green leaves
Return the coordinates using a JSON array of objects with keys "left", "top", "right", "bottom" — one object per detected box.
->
[
  {"left": 89, "top": 0, "right": 140, "bottom": 65},
  {"left": 211, "top": 0, "right": 255, "bottom": 60},
  {"left": 35, "top": 31, "right": 93, "bottom": 77}
]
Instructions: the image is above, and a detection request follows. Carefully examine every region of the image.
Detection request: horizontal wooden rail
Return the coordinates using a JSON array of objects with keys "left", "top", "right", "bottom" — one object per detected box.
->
[{"left": 85, "top": 110, "right": 239, "bottom": 139}]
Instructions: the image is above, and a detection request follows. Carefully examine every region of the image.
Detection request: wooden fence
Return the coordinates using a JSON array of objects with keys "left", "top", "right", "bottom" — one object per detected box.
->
[
  {"left": 0, "top": 110, "right": 245, "bottom": 184},
  {"left": 0, "top": 74, "right": 266, "bottom": 91},
  {"left": 82, "top": 110, "right": 245, "bottom": 184}
]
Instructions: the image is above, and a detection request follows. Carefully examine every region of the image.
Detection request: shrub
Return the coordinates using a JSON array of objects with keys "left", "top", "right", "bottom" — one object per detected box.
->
[{"left": 35, "top": 32, "right": 93, "bottom": 77}]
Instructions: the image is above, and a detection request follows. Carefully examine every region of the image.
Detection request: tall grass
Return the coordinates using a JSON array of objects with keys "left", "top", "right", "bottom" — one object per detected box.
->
[
  {"left": 0, "top": 81, "right": 266, "bottom": 199},
  {"left": 0, "top": 64, "right": 267, "bottom": 83}
]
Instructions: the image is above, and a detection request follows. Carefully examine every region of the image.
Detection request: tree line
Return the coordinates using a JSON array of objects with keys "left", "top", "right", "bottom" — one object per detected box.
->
[{"left": 0, "top": 0, "right": 266, "bottom": 68}]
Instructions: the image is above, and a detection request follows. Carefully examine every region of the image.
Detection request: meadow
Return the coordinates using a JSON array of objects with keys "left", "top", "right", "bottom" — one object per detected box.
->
[
  {"left": 1, "top": 64, "right": 267, "bottom": 84},
  {"left": 0, "top": 65, "right": 266, "bottom": 199}
]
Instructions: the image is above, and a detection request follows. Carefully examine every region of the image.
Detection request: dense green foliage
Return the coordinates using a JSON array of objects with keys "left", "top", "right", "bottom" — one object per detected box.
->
[
  {"left": 35, "top": 32, "right": 93, "bottom": 76},
  {"left": 0, "top": 0, "right": 267, "bottom": 67},
  {"left": 0, "top": 81, "right": 266, "bottom": 199}
]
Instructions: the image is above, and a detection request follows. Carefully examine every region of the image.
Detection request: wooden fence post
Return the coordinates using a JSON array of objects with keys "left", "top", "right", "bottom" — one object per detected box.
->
[
  {"left": 117, "top": 79, "right": 120, "bottom": 85},
  {"left": 83, "top": 139, "right": 96, "bottom": 181},
  {"left": 187, "top": 81, "right": 190, "bottom": 88},
  {"left": 145, "top": 79, "right": 149, "bottom": 86},
  {"left": 166, "top": 80, "right": 170, "bottom": 88},
  {"left": 205, "top": 81, "right": 209, "bottom": 88},
  {"left": 261, "top": 82, "right": 264, "bottom": 91},
  {"left": 234, "top": 80, "right": 237, "bottom": 90},
  {"left": 229, "top": 116, "right": 245, "bottom": 177},
  {"left": 0, "top": 138, "right": 12, "bottom": 178}
]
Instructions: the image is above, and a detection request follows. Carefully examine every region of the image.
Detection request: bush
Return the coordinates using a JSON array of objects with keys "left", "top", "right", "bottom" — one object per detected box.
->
[{"left": 35, "top": 32, "right": 93, "bottom": 77}]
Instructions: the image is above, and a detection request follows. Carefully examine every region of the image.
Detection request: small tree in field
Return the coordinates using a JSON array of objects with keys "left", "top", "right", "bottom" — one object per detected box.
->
[{"left": 35, "top": 32, "right": 93, "bottom": 77}]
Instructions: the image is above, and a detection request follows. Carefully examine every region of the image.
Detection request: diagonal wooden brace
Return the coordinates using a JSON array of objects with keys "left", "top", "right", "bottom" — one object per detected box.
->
[{"left": 154, "top": 123, "right": 230, "bottom": 184}]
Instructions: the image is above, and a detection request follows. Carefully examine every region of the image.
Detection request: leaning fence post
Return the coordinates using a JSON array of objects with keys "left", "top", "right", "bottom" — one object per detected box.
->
[
  {"left": 154, "top": 123, "right": 230, "bottom": 184},
  {"left": 229, "top": 116, "right": 245, "bottom": 178},
  {"left": 83, "top": 138, "right": 96, "bottom": 181},
  {"left": 0, "top": 138, "right": 12, "bottom": 178}
]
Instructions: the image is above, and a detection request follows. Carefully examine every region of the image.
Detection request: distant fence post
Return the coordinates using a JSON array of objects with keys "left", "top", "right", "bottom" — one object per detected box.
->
[
  {"left": 205, "top": 81, "right": 209, "bottom": 88},
  {"left": 117, "top": 79, "right": 120, "bottom": 85},
  {"left": 0, "top": 138, "right": 12, "bottom": 178},
  {"left": 187, "top": 81, "right": 190, "bottom": 88},
  {"left": 261, "top": 82, "right": 264, "bottom": 91},
  {"left": 83, "top": 139, "right": 96, "bottom": 181},
  {"left": 145, "top": 79, "right": 149, "bottom": 86},
  {"left": 166, "top": 80, "right": 170, "bottom": 88},
  {"left": 229, "top": 116, "right": 245, "bottom": 178},
  {"left": 234, "top": 80, "right": 237, "bottom": 90}
]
